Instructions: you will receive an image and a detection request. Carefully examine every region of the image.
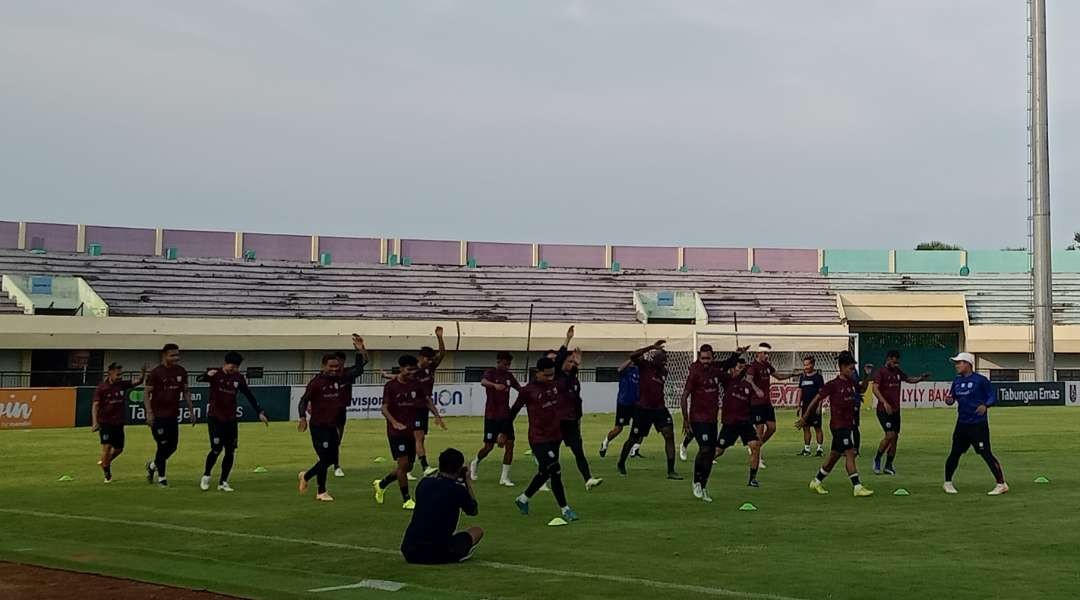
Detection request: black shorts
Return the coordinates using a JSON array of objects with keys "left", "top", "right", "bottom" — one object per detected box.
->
[
  {"left": 830, "top": 428, "right": 856, "bottom": 454},
  {"left": 389, "top": 435, "right": 417, "bottom": 461},
  {"left": 150, "top": 418, "right": 179, "bottom": 448},
  {"left": 414, "top": 411, "right": 430, "bottom": 435},
  {"left": 799, "top": 403, "right": 822, "bottom": 428},
  {"left": 951, "top": 422, "right": 992, "bottom": 455},
  {"left": 98, "top": 424, "right": 125, "bottom": 449},
  {"left": 559, "top": 420, "right": 582, "bottom": 446},
  {"left": 690, "top": 422, "right": 719, "bottom": 448},
  {"left": 402, "top": 532, "right": 475, "bottom": 564},
  {"left": 718, "top": 421, "right": 758, "bottom": 449},
  {"left": 632, "top": 407, "right": 673, "bottom": 437},
  {"left": 207, "top": 417, "right": 238, "bottom": 451},
  {"left": 615, "top": 404, "right": 636, "bottom": 426},
  {"left": 335, "top": 408, "right": 348, "bottom": 429},
  {"left": 876, "top": 409, "right": 901, "bottom": 434},
  {"left": 483, "top": 418, "right": 514, "bottom": 443},
  {"left": 530, "top": 441, "right": 561, "bottom": 473},
  {"left": 751, "top": 404, "right": 776, "bottom": 425},
  {"left": 309, "top": 425, "right": 340, "bottom": 457}
]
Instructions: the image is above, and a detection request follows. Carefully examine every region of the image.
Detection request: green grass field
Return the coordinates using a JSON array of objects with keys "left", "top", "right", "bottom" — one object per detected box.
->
[{"left": 1, "top": 408, "right": 1078, "bottom": 600}]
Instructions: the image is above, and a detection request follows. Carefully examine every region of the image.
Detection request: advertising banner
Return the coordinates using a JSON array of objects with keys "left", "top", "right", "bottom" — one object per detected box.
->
[
  {"left": 75, "top": 386, "right": 293, "bottom": 426},
  {"left": 1066, "top": 382, "right": 1080, "bottom": 408},
  {"left": 993, "top": 382, "right": 1066, "bottom": 407},
  {"left": 0, "top": 388, "right": 77, "bottom": 429}
]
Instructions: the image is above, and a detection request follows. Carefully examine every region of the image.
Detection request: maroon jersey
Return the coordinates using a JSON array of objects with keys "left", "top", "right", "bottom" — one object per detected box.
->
[
  {"left": 719, "top": 373, "right": 754, "bottom": 425},
  {"left": 383, "top": 378, "right": 420, "bottom": 436},
  {"left": 93, "top": 380, "right": 134, "bottom": 426},
  {"left": 302, "top": 373, "right": 350, "bottom": 428},
  {"left": 146, "top": 364, "right": 188, "bottom": 419},
  {"left": 685, "top": 361, "right": 721, "bottom": 423},
  {"left": 822, "top": 376, "right": 857, "bottom": 429},
  {"left": 634, "top": 359, "right": 667, "bottom": 410},
  {"left": 415, "top": 363, "right": 439, "bottom": 403},
  {"left": 746, "top": 360, "right": 775, "bottom": 406},
  {"left": 202, "top": 370, "right": 257, "bottom": 422},
  {"left": 874, "top": 365, "right": 907, "bottom": 412},
  {"left": 554, "top": 372, "right": 583, "bottom": 421},
  {"left": 483, "top": 368, "right": 521, "bottom": 420},
  {"left": 515, "top": 380, "right": 562, "bottom": 444}
]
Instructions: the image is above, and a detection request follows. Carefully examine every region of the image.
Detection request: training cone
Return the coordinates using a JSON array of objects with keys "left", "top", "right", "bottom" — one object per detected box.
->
[
  {"left": 1034, "top": 476, "right": 1050, "bottom": 484},
  {"left": 252, "top": 466, "right": 269, "bottom": 473},
  {"left": 57, "top": 475, "right": 74, "bottom": 482},
  {"left": 738, "top": 502, "right": 758, "bottom": 511},
  {"left": 893, "top": 488, "right": 910, "bottom": 496},
  {"left": 547, "top": 517, "right": 569, "bottom": 527},
  {"left": 524, "top": 449, "right": 533, "bottom": 456},
  {"left": 373, "top": 456, "right": 387, "bottom": 463}
]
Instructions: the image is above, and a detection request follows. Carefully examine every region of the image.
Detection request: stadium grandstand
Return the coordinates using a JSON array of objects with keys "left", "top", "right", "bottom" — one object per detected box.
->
[{"left": 4, "top": 219, "right": 1080, "bottom": 390}]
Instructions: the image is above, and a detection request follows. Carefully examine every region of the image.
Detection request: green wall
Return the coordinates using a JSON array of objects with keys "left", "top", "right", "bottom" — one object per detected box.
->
[
  {"left": 1053, "top": 250, "right": 1080, "bottom": 273},
  {"left": 894, "top": 250, "right": 963, "bottom": 274},
  {"left": 823, "top": 250, "right": 890, "bottom": 273},
  {"left": 966, "top": 250, "right": 1029, "bottom": 274}
]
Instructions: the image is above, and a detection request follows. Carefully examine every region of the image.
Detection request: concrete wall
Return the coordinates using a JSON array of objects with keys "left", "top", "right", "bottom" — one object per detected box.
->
[
  {"left": 468, "top": 241, "right": 532, "bottom": 267},
  {"left": 824, "top": 249, "right": 889, "bottom": 273},
  {"left": 243, "top": 232, "right": 311, "bottom": 261},
  {"left": 105, "top": 350, "right": 306, "bottom": 374},
  {"left": 754, "top": 248, "right": 818, "bottom": 272},
  {"left": 682, "top": 247, "right": 745, "bottom": 271},
  {"left": 1054, "top": 250, "right": 1080, "bottom": 273},
  {"left": 967, "top": 250, "right": 1029, "bottom": 274},
  {"left": 25, "top": 222, "right": 77, "bottom": 252},
  {"left": 538, "top": 244, "right": 606, "bottom": 268},
  {"left": 895, "top": 250, "right": 963, "bottom": 274},
  {"left": 162, "top": 229, "right": 234, "bottom": 258},
  {"left": 318, "top": 236, "right": 381, "bottom": 264},
  {"left": 85, "top": 225, "right": 157, "bottom": 256},
  {"left": 0, "top": 221, "right": 19, "bottom": 249},
  {"left": 612, "top": 245, "right": 678, "bottom": 270},
  {"left": 400, "top": 239, "right": 460, "bottom": 265}
]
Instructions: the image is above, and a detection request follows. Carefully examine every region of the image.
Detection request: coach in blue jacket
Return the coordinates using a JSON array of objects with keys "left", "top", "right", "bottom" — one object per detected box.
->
[{"left": 942, "top": 353, "right": 1009, "bottom": 496}]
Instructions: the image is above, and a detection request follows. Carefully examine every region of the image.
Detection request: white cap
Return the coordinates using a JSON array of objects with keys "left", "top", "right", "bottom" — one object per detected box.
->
[{"left": 950, "top": 352, "right": 976, "bottom": 365}]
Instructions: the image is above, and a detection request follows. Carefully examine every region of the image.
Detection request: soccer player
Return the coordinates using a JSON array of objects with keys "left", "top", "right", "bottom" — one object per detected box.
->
[
  {"left": 91, "top": 363, "right": 147, "bottom": 483},
  {"left": 796, "top": 356, "right": 825, "bottom": 457},
  {"left": 872, "top": 350, "right": 929, "bottom": 475},
  {"left": 747, "top": 342, "right": 796, "bottom": 468},
  {"left": 401, "top": 448, "right": 484, "bottom": 564},
  {"left": 196, "top": 352, "right": 269, "bottom": 493},
  {"left": 143, "top": 343, "right": 195, "bottom": 487},
  {"left": 714, "top": 358, "right": 764, "bottom": 490},
  {"left": 469, "top": 351, "right": 522, "bottom": 486},
  {"left": 797, "top": 353, "right": 874, "bottom": 497},
  {"left": 374, "top": 355, "right": 447, "bottom": 510},
  {"left": 681, "top": 345, "right": 742, "bottom": 500},
  {"left": 414, "top": 326, "right": 446, "bottom": 476},
  {"left": 616, "top": 340, "right": 682, "bottom": 480},
  {"left": 332, "top": 350, "right": 350, "bottom": 478},
  {"left": 510, "top": 357, "right": 578, "bottom": 522},
  {"left": 553, "top": 328, "right": 603, "bottom": 490},
  {"left": 297, "top": 335, "right": 368, "bottom": 502},
  {"left": 943, "top": 352, "right": 1008, "bottom": 496},
  {"left": 599, "top": 358, "right": 638, "bottom": 458}
]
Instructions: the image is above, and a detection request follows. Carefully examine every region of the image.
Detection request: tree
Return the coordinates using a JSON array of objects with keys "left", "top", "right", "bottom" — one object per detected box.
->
[
  {"left": 1067, "top": 232, "right": 1080, "bottom": 251},
  {"left": 915, "top": 241, "right": 964, "bottom": 251}
]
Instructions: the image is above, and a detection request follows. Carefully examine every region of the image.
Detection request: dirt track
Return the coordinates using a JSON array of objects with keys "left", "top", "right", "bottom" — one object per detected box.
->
[{"left": 0, "top": 562, "right": 245, "bottom": 599}]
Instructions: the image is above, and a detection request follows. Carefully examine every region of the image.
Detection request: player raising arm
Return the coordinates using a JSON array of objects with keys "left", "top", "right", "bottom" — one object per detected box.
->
[
  {"left": 617, "top": 340, "right": 681, "bottom": 480},
  {"left": 414, "top": 326, "right": 446, "bottom": 476}
]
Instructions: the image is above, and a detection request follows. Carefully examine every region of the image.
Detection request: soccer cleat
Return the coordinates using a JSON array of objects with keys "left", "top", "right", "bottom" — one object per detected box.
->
[
  {"left": 748, "top": 479, "right": 760, "bottom": 488},
  {"left": 815, "top": 448, "right": 824, "bottom": 457},
  {"left": 700, "top": 488, "right": 713, "bottom": 503},
  {"left": 372, "top": 479, "right": 385, "bottom": 504},
  {"left": 423, "top": 466, "right": 438, "bottom": 477},
  {"left": 97, "top": 460, "right": 103, "bottom": 466},
  {"left": 853, "top": 484, "right": 874, "bottom": 497},
  {"left": 883, "top": 466, "right": 896, "bottom": 476},
  {"left": 987, "top": 483, "right": 1010, "bottom": 496},
  {"left": 407, "top": 472, "right": 417, "bottom": 481},
  {"left": 402, "top": 499, "right": 416, "bottom": 510},
  {"left": 679, "top": 444, "right": 688, "bottom": 461},
  {"left": 873, "top": 460, "right": 882, "bottom": 475},
  {"left": 298, "top": 472, "right": 309, "bottom": 494},
  {"left": 499, "top": 478, "right": 516, "bottom": 487},
  {"left": 200, "top": 475, "right": 211, "bottom": 491},
  {"left": 468, "top": 459, "right": 479, "bottom": 481},
  {"left": 758, "top": 457, "right": 766, "bottom": 470},
  {"left": 459, "top": 536, "right": 481, "bottom": 562},
  {"left": 809, "top": 479, "right": 829, "bottom": 495},
  {"left": 561, "top": 506, "right": 579, "bottom": 522},
  {"left": 157, "top": 479, "right": 169, "bottom": 488},
  {"left": 334, "top": 467, "right": 345, "bottom": 478},
  {"left": 599, "top": 437, "right": 609, "bottom": 458},
  {"left": 692, "top": 482, "right": 703, "bottom": 499},
  {"left": 798, "top": 448, "right": 811, "bottom": 456},
  {"left": 217, "top": 482, "right": 234, "bottom": 493},
  {"left": 103, "top": 476, "right": 112, "bottom": 484},
  {"left": 666, "top": 471, "right": 684, "bottom": 481},
  {"left": 538, "top": 482, "right": 550, "bottom": 492},
  {"left": 629, "top": 444, "right": 642, "bottom": 458},
  {"left": 145, "top": 460, "right": 156, "bottom": 484},
  {"left": 316, "top": 492, "right": 335, "bottom": 502},
  {"left": 515, "top": 496, "right": 530, "bottom": 515},
  {"left": 943, "top": 482, "right": 959, "bottom": 495},
  {"left": 585, "top": 477, "right": 603, "bottom": 491},
  {"left": 617, "top": 463, "right": 628, "bottom": 476}
]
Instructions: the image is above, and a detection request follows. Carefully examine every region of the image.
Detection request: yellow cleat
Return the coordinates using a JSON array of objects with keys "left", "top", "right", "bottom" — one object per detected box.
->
[
  {"left": 853, "top": 484, "right": 875, "bottom": 497},
  {"left": 372, "top": 479, "right": 385, "bottom": 505},
  {"left": 402, "top": 499, "right": 416, "bottom": 510},
  {"left": 809, "top": 479, "right": 829, "bottom": 495}
]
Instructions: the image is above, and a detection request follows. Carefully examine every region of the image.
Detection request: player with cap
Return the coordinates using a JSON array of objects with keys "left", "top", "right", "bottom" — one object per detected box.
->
[{"left": 943, "top": 352, "right": 1008, "bottom": 496}]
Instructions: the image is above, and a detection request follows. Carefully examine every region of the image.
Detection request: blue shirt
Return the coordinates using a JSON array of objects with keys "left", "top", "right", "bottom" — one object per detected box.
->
[
  {"left": 798, "top": 371, "right": 825, "bottom": 404},
  {"left": 617, "top": 366, "right": 640, "bottom": 406},
  {"left": 950, "top": 372, "right": 996, "bottom": 425}
]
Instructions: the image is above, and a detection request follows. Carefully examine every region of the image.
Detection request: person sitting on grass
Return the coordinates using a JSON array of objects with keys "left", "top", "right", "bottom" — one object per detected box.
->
[{"left": 400, "top": 448, "right": 484, "bottom": 564}]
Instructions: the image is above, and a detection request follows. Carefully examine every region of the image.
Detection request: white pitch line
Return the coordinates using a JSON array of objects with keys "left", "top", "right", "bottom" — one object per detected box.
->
[
  {"left": 308, "top": 579, "right": 406, "bottom": 593},
  {"left": 0, "top": 508, "right": 806, "bottom": 600}
]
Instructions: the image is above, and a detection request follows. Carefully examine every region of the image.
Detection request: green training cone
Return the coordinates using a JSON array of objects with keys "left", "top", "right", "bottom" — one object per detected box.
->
[
  {"left": 547, "top": 517, "right": 569, "bottom": 527},
  {"left": 893, "top": 488, "right": 910, "bottom": 496},
  {"left": 373, "top": 456, "right": 387, "bottom": 463},
  {"left": 57, "top": 475, "right": 74, "bottom": 482},
  {"left": 252, "top": 466, "right": 269, "bottom": 473},
  {"left": 738, "top": 502, "right": 758, "bottom": 511},
  {"left": 524, "top": 449, "right": 533, "bottom": 456},
  {"left": 1034, "top": 476, "right": 1050, "bottom": 484}
]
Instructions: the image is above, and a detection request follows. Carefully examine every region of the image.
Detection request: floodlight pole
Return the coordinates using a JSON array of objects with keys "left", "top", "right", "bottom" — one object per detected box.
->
[{"left": 1030, "top": 0, "right": 1054, "bottom": 381}]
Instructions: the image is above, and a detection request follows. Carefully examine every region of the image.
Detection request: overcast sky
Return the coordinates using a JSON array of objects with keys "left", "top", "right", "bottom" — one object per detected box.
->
[{"left": 2, "top": 1, "right": 1079, "bottom": 250}]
